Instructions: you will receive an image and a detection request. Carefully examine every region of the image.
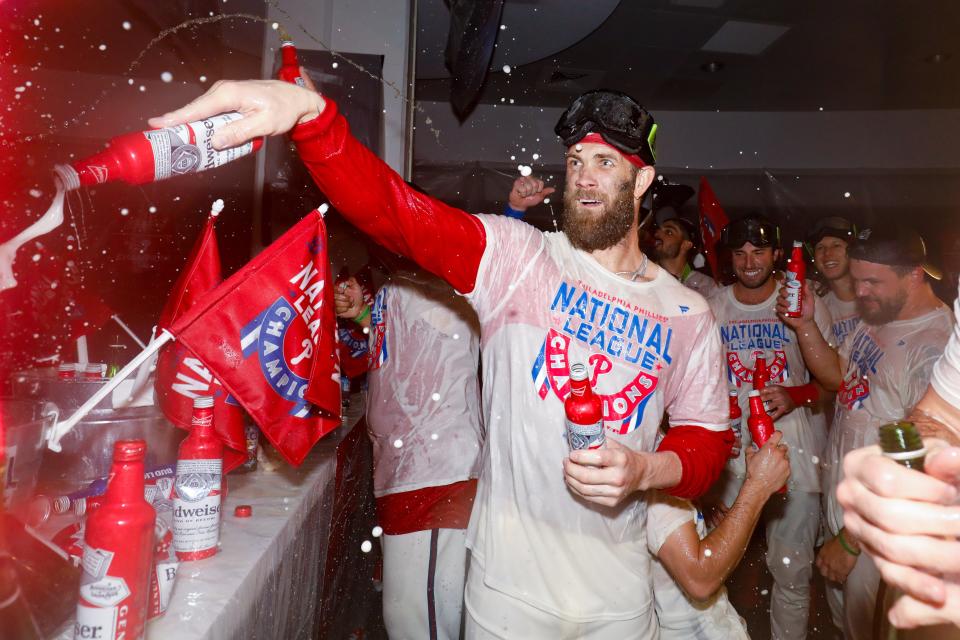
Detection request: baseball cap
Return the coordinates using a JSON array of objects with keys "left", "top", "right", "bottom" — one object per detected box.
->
[
  {"left": 848, "top": 224, "right": 942, "bottom": 280},
  {"left": 555, "top": 89, "right": 658, "bottom": 166},
  {"left": 720, "top": 215, "right": 781, "bottom": 249},
  {"left": 807, "top": 216, "right": 856, "bottom": 245}
]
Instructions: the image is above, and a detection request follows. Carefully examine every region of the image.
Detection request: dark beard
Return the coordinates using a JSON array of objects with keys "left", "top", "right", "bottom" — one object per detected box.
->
[
  {"left": 856, "top": 289, "right": 907, "bottom": 325},
  {"left": 561, "top": 180, "right": 635, "bottom": 252},
  {"left": 653, "top": 243, "right": 681, "bottom": 262}
]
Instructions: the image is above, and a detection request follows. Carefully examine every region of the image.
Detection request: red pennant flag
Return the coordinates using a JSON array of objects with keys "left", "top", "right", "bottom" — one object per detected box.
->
[
  {"left": 698, "top": 177, "right": 730, "bottom": 283},
  {"left": 167, "top": 209, "right": 341, "bottom": 466},
  {"left": 154, "top": 206, "right": 248, "bottom": 472}
]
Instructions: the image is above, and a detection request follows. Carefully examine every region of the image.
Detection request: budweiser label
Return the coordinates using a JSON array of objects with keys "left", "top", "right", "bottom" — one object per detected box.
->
[
  {"left": 173, "top": 458, "right": 222, "bottom": 553},
  {"left": 784, "top": 273, "right": 802, "bottom": 314},
  {"left": 75, "top": 546, "right": 132, "bottom": 640},
  {"left": 145, "top": 112, "right": 255, "bottom": 181},
  {"left": 74, "top": 603, "right": 119, "bottom": 640},
  {"left": 566, "top": 418, "right": 605, "bottom": 451},
  {"left": 731, "top": 415, "right": 743, "bottom": 439}
]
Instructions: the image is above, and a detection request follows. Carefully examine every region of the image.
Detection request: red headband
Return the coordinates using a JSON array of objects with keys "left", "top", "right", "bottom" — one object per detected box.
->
[{"left": 577, "top": 133, "right": 646, "bottom": 168}]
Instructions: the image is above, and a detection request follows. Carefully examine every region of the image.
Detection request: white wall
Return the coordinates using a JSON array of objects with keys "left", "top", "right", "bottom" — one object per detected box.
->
[
  {"left": 263, "top": 0, "right": 412, "bottom": 174},
  {"left": 414, "top": 100, "right": 960, "bottom": 171}
]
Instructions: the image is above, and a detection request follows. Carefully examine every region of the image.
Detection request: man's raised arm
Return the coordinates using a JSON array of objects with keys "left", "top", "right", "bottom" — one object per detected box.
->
[{"left": 149, "top": 79, "right": 486, "bottom": 294}]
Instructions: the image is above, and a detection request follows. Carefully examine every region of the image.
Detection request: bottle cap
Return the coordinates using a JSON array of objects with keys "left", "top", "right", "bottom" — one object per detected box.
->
[
  {"left": 85, "top": 363, "right": 103, "bottom": 374},
  {"left": 234, "top": 505, "right": 253, "bottom": 518},
  {"left": 73, "top": 497, "right": 87, "bottom": 517},
  {"left": 58, "top": 363, "right": 74, "bottom": 372},
  {"left": 193, "top": 396, "right": 215, "bottom": 409},
  {"left": 748, "top": 390, "right": 761, "bottom": 398},
  {"left": 113, "top": 439, "right": 147, "bottom": 462},
  {"left": 729, "top": 389, "right": 738, "bottom": 397},
  {"left": 569, "top": 363, "right": 588, "bottom": 381},
  {"left": 792, "top": 240, "right": 803, "bottom": 248}
]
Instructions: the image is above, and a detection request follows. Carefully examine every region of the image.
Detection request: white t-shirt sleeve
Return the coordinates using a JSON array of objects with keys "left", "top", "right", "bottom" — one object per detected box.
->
[
  {"left": 931, "top": 286, "right": 960, "bottom": 410},
  {"left": 463, "top": 214, "right": 545, "bottom": 323},
  {"left": 813, "top": 292, "right": 834, "bottom": 348},
  {"left": 905, "top": 339, "right": 951, "bottom": 412},
  {"left": 647, "top": 492, "right": 697, "bottom": 555},
  {"left": 662, "top": 310, "right": 729, "bottom": 431}
]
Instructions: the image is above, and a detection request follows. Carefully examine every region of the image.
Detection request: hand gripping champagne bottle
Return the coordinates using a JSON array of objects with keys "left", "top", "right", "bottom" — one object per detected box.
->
[
  {"left": 565, "top": 363, "right": 605, "bottom": 451},
  {"left": 783, "top": 241, "right": 806, "bottom": 318},
  {"left": 279, "top": 40, "right": 307, "bottom": 87},
  {"left": 74, "top": 440, "right": 156, "bottom": 640},
  {"left": 874, "top": 421, "right": 927, "bottom": 640},
  {"left": 173, "top": 396, "right": 224, "bottom": 561},
  {"left": 54, "top": 114, "right": 264, "bottom": 190},
  {"left": 747, "top": 390, "right": 786, "bottom": 493}
]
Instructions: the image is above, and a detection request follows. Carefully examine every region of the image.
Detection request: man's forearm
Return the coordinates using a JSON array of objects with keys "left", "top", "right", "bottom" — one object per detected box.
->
[
  {"left": 794, "top": 320, "right": 842, "bottom": 390},
  {"left": 697, "top": 479, "right": 769, "bottom": 584},
  {"left": 292, "top": 99, "right": 486, "bottom": 294},
  {"left": 909, "top": 387, "right": 960, "bottom": 446}
]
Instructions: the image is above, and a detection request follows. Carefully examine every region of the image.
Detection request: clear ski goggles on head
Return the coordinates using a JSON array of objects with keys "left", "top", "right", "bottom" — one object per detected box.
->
[
  {"left": 721, "top": 217, "right": 781, "bottom": 249},
  {"left": 555, "top": 90, "right": 658, "bottom": 166}
]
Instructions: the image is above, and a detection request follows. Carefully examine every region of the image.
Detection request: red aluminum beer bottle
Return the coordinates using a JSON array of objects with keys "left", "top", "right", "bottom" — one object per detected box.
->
[
  {"left": 729, "top": 389, "right": 743, "bottom": 444},
  {"left": 173, "top": 396, "right": 224, "bottom": 561},
  {"left": 747, "top": 390, "right": 786, "bottom": 493},
  {"left": 564, "top": 363, "right": 606, "bottom": 451},
  {"left": 74, "top": 440, "right": 156, "bottom": 640},
  {"left": 53, "top": 114, "right": 264, "bottom": 190},
  {"left": 279, "top": 40, "right": 307, "bottom": 87},
  {"left": 752, "top": 354, "right": 769, "bottom": 391},
  {"left": 783, "top": 240, "right": 806, "bottom": 318}
]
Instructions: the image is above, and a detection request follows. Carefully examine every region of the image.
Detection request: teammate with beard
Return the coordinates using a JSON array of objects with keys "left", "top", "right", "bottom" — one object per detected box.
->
[
  {"left": 706, "top": 214, "right": 831, "bottom": 639},
  {"left": 777, "top": 223, "right": 952, "bottom": 639},
  {"left": 652, "top": 211, "right": 718, "bottom": 298},
  {"left": 150, "top": 83, "right": 733, "bottom": 638},
  {"left": 809, "top": 217, "right": 860, "bottom": 349}
]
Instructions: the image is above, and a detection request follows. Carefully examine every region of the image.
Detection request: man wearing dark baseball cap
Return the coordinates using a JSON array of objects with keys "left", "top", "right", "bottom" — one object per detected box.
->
[{"left": 778, "top": 222, "right": 952, "bottom": 639}]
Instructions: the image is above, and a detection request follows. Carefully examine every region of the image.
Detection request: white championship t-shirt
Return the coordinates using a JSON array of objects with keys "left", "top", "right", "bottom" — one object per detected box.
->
[
  {"left": 646, "top": 493, "right": 749, "bottom": 639},
  {"left": 464, "top": 215, "right": 729, "bottom": 623},
  {"left": 824, "top": 304, "right": 954, "bottom": 534},
  {"left": 821, "top": 290, "right": 860, "bottom": 349},
  {"left": 708, "top": 282, "right": 833, "bottom": 496},
  {"left": 365, "top": 271, "right": 483, "bottom": 497},
  {"left": 683, "top": 269, "right": 719, "bottom": 300},
  {"left": 931, "top": 282, "right": 960, "bottom": 411}
]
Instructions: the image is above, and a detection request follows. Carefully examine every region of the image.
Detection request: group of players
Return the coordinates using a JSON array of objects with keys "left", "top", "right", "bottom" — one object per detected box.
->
[{"left": 147, "top": 78, "right": 960, "bottom": 639}]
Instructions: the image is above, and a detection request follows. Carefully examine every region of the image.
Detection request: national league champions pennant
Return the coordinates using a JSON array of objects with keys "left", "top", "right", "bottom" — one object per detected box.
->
[
  {"left": 154, "top": 201, "right": 248, "bottom": 472},
  {"left": 167, "top": 208, "right": 342, "bottom": 466}
]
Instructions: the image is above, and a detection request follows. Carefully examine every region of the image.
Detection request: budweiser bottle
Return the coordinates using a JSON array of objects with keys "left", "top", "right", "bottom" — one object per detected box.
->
[
  {"left": 783, "top": 241, "right": 806, "bottom": 318},
  {"left": 74, "top": 440, "right": 156, "bottom": 640},
  {"left": 729, "top": 389, "right": 742, "bottom": 444},
  {"left": 565, "top": 363, "right": 605, "bottom": 451},
  {"left": 279, "top": 40, "right": 307, "bottom": 87},
  {"left": 752, "top": 354, "right": 769, "bottom": 391},
  {"left": 747, "top": 390, "right": 785, "bottom": 493},
  {"left": 173, "top": 396, "right": 223, "bottom": 561},
  {"left": 53, "top": 114, "right": 264, "bottom": 190}
]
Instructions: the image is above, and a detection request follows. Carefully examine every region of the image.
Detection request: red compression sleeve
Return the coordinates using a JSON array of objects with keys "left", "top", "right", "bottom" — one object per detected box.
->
[
  {"left": 656, "top": 425, "right": 736, "bottom": 499},
  {"left": 786, "top": 382, "right": 820, "bottom": 408},
  {"left": 292, "top": 100, "right": 486, "bottom": 294}
]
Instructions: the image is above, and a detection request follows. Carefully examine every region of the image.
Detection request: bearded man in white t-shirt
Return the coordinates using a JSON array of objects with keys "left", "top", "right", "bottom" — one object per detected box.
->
[
  {"left": 706, "top": 214, "right": 831, "bottom": 639},
  {"left": 150, "top": 81, "right": 738, "bottom": 639},
  {"left": 777, "top": 223, "right": 953, "bottom": 639}
]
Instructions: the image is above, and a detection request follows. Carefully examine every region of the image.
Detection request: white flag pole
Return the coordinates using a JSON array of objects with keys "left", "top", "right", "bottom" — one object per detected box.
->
[
  {"left": 48, "top": 330, "right": 174, "bottom": 452},
  {"left": 111, "top": 314, "right": 147, "bottom": 349}
]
